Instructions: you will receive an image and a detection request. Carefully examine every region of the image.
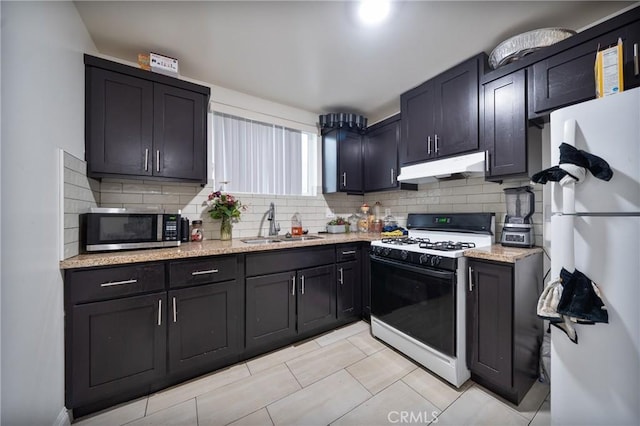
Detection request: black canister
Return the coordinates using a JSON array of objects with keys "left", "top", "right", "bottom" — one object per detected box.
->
[{"left": 180, "top": 217, "right": 190, "bottom": 242}]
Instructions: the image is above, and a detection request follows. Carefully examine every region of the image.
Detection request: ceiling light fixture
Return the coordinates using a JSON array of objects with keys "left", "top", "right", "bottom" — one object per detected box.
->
[{"left": 358, "top": 0, "right": 391, "bottom": 25}]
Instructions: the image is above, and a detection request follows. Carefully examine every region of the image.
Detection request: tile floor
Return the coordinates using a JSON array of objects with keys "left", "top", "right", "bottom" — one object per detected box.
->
[{"left": 75, "top": 321, "right": 550, "bottom": 426}]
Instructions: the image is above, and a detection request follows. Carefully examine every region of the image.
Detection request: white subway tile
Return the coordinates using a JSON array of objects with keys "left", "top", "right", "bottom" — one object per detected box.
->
[
  {"left": 100, "top": 182, "right": 123, "bottom": 193},
  {"left": 142, "top": 194, "right": 180, "bottom": 205},
  {"left": 102, "top": 193, "right": 144, "bottom": 204}
]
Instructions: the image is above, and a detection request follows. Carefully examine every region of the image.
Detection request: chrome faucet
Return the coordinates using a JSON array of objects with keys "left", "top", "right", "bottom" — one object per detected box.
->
[{"left": 267, "top": 202, "right": 280, "bottom": 236}]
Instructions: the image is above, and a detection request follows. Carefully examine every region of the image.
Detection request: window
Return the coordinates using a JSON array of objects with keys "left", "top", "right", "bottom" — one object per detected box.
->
[{"left": 212, "top": 112, "right": 318, "bottom": 196}]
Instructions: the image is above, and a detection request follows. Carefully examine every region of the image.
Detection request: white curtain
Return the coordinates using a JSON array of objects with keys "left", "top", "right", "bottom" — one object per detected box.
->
[{"left": 213, "top": 112, "right": 316, "bottom": 195}]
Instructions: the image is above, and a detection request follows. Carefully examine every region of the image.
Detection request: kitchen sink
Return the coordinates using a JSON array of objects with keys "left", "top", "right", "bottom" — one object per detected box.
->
[
  {"left": 241, "top": 235, "right": 324, "bottom": 244},
  {"left": 281, "top": 235, "right": 324, "bottom": 241},
  {"left": 241, "top": 238, "right": 283, "bottom": 245}
]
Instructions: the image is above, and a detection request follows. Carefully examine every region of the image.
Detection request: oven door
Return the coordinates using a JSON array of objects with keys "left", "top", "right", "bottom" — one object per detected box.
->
[{"left": 370, "top": 254, "right": 456, "bottom": 357}]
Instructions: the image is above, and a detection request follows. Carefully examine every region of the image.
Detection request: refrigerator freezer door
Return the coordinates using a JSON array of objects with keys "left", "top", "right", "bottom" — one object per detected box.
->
[
  {"left": 550, "top": 88, "right": 640, "bottom": 214},
  {"left": 551, "top": 216, "right": 640, "bottom": 426}
]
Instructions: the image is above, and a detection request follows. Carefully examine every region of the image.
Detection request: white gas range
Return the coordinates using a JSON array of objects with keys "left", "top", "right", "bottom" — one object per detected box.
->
[{"left": 370, "top": 213, "right": 495, "bottom": 387}]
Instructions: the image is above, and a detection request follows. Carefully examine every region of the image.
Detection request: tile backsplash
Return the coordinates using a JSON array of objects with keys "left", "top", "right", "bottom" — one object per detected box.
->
[
  {"left": 62, "top": 152, "right": 99, "bottom": 258},
  {"left": 99, "top": 179, "right": 363, "bottom": 241},
  {"left": 63, "top": 158, "right": 542, "bottom": 258},
  {"left": 365, "top": 177, "right": 543, "bottom": 246}
]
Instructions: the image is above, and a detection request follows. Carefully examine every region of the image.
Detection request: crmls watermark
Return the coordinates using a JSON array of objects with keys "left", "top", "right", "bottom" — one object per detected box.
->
[{"left": 387, "top": 410, "right": 439, "bottom": 424}]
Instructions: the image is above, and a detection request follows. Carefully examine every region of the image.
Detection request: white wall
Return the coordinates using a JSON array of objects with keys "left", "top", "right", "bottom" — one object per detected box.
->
[{"left": 1, "top": 1, "right": 96, "bottom": 424}]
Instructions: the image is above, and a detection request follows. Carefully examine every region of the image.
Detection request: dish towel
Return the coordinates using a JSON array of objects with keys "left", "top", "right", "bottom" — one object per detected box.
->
[
  {"left": 537, "top": 267, "right": 609, "bottom": 344},
  {"left": 531, "top": 143, "right": 613, "bottom": 185}
]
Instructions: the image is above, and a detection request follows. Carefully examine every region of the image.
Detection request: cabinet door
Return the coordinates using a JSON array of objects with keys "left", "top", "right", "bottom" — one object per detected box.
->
[
  {"left": 467, "top": 260, "right": 513, "bottom": 390},
  {"left": 364, "top": 119, "right": 400, "bottom": 192},
  {"left": 246, "top": 272, "right": 297, "bottom": 349},
  {"left": 337, "top": 260, "right": 362, "bottom": 319},
  {"left": 531, "top": 25, "right": 635, "bottom": 115},
  {"left": 482, "top": 70, "right": 527, "bottom": 178},
  {"left": 168, "top": 281, "right": 239, "bottom": 374},
  {"left": 153, "top": 84, "right": 207, "bottom": 182},
  {"left": 339, "top": 131, "right": 363, "bottom": 193},
  {"left": 434, "top": 57, "right": 479, "bottom": 157},
  {"left": 623, "top": 24, "right": 640, "bottom": 90},
  {"left": 298, "top": 264, "right": 336, "bottom": 334},
  {"left": 86, "top": 67, "right": 153, "bottom": 177},
  {"left": 400, "top": 80, "right": 435, "bottom": 165},
  {"left": 361, "top": 244, "right": 371, "bottom": 320},
  {"left": 69, "top": 292, "right": 166, "bottom": 407}
]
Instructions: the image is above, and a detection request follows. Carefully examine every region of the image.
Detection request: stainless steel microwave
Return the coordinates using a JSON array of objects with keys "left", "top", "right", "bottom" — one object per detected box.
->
[{"left": 81, "top": 208, "right": 181, "bottom": 252}]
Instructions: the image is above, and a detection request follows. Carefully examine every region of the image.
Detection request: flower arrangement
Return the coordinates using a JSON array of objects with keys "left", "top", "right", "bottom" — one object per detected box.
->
[{"left": 207, "top": 191, "right": 246, "bottom": 220}]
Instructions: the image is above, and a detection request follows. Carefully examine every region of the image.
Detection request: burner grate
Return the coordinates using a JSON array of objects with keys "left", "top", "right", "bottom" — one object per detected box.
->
[
  {"left": 381, "top": 237, "right": 430, "bottom": 246},
  {"left": 419, "top": 240, "right": 476, "bottom": 251}
]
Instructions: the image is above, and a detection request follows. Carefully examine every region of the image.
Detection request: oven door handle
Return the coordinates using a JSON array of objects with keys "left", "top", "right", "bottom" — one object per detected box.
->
[{"left": 370, "top": 254, "right": 455, "bottom": 280}]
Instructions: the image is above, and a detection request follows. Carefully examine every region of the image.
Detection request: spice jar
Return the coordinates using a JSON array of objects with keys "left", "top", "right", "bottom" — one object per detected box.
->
[{"left": 191, "top": 220, "right": 204, "bottom": 242}]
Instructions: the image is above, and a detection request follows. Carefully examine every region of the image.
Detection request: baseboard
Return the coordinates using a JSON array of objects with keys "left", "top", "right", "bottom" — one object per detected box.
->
[{"left": 53, "top": 407, "right": 72, "bottom": 426}]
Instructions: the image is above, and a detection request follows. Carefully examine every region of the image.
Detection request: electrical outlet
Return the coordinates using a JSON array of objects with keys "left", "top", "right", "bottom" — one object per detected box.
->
[{"left": 326, "top": 209, "right": 335, "bottom": 218}]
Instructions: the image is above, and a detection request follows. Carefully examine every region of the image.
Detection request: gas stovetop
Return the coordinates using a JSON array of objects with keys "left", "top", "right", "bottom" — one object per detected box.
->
[{"left": 371, "top": 213, "right": 495, "bottom": 267}]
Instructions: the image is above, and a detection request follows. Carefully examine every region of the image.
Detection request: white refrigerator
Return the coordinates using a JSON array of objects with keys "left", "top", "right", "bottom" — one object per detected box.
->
[{"left": 550, "top": 88, "right": 640, "bottom": 426}]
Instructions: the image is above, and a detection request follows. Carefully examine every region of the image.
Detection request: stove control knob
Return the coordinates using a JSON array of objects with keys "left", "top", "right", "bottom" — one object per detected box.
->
[
  {"left": 373, "top": 246, "right": 381, "bottom": 255},
  {"left": 383, "top": 248, "right": 391, "bottom": 256},
  {"left": 419, "top": 254, "right": 429, "bottom": 265},
  {"left": 400, "top": 250, "right": 408, "bottom": 260},
  {"left": 430, "top": 256, "right": 441, "bottom": 266}
]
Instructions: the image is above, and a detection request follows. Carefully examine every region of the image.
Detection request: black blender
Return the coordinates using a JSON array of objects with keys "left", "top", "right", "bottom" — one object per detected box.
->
[{"left": 500, "top": 186, "right": 535, "bottom": 247}]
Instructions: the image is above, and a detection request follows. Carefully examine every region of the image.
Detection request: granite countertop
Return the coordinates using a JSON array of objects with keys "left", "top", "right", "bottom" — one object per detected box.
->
[
  {"left": 464, "top": 244, "right": 544, "bottom": 263},
  {"left": 60, "top": 233, "right": 381, "bottom": 269}
]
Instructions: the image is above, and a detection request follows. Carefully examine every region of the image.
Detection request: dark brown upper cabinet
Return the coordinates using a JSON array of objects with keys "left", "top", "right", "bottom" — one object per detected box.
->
[
  {"left": 530, "top": 21, "right": 640, "bottom": 118},
  {"left": 400, "top": 53, "right": 486, "bottom": 166},
  {"left": 322, "top": 128, "right": 363, "bottom": 194},
  {"left": 481, "top": 69, "right": 541, "bottom": 181},
  {"left": 364, "top": 115, "right": 400, "bottom": 192},
  {"left": 85, "top": 55, "right": 210, "bottom": 183}
]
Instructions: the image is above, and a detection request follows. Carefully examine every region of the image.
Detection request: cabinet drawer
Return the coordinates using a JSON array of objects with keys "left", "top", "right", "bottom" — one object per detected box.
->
[
  {"left": 66, "top": 263, "right": 165, "bottom": 304},
  {"left": 169, "top": 256, "right": 237, "bottom": 288},
  {"left": 336, "top": 244, "right": 360, "bottom": 262},
  {"left": 246, "top": 246, "right": 335, "bottom": 277}
]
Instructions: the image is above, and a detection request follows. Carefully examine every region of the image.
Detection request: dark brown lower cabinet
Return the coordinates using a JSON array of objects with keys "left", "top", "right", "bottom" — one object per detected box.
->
[
  {"left": 361, "top": 243, "right": 371, "bottom": 320},
  {"left": 337, "top": 259, "right": 361, "bottom": 319},
  {"left": 466, "top": 254, "right": 543, "bottom": 404},
  {"left": 298, "top": 265, "right": 336, "bottom": 333},
  {"left": 245, "top": 272, "right": 297, "bottom": 350},
  {"left": 168, "top": 281, "right": 240, "bottom": 374},
  {"left": 70, "top": 292, "right": 167, "bottom": 409},
  {"left": 246, "top": 264, "right": 337, "bottom": 349}
]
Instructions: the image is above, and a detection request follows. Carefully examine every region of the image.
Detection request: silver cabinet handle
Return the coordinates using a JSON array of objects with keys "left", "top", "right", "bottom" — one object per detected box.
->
[
  {"left": 144, "top": 149, "right": 149, "bottom": 171},
  {"left": 634, "top": 43, "right": 639, "bottom": 76},
  {"left": 468, "top": 267, "right": 474, "bottom": 292},
  {"left": 156, "top": 150, "right": 160, "bottom": 172},
  {"left": 341, "top": 250, "right": 356, "bottom": 255},
  {"left": 191, "top": 269, "right": 219, "bottom": 276},
  {"left": 291, "top": 276, "right": 296, "bottom": 296},
  {"left": 434, "top": 134, "right": 439, "bottom": 153},
  {"left": 301, "top": 275, "right": 305, "bottom": 295},
  {"left": 100, "top": 279, "right": 137, "bottom": 287},
  {"left": 427, "top": 136, "right": 432, "bottom": 155},
  {"left": 172, "top": 297, "right": 177, "bottom": 323},
  {"left": 157, "top": 299, "right": 162, "bottom": 326},
  {"left": 339, "top": 267, "right": 344, "bottom": 285},
  {"left": 342, "top": 172, "right": 347, "bottom": 188},
  {"left": 485, "top": 151, "right": 490, "bottom": 172},
  {"left": 390, "top": 168, "right": 395, "bottom": 184}
]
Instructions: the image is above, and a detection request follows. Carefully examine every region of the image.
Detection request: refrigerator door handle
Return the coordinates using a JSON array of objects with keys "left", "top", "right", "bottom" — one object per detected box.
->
[{"left": 562, "top": 119, "right": 577, "bottom": 215}]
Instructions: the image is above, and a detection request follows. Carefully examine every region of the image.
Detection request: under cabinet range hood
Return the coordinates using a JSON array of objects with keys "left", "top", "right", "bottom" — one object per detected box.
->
[{"left": 397, "top": 151, "right": 486, "bottom": 184}]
